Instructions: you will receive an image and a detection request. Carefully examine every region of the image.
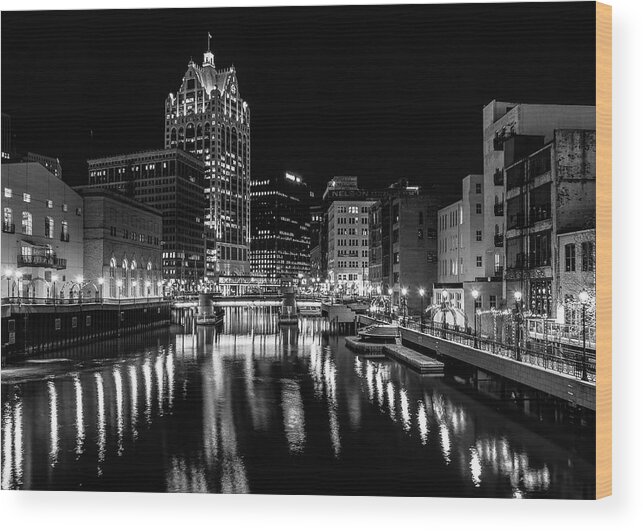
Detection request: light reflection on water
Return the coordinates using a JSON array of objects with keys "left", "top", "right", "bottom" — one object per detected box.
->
[{"left": 1, "top": 308, "right": 594, "bottom": 497}]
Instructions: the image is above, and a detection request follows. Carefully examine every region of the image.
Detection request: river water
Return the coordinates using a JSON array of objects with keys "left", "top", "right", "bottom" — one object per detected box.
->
[{"left": 1, "top": 308, "right": 595, "bottom": 497}]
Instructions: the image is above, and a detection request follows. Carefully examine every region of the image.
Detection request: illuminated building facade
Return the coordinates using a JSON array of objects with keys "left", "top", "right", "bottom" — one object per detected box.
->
[
  {"left": 1, "top": 163, "right": 83, "bottom": 299},
  {"left": 327, "top": 199, "right": 374, "bottom": 296},
  {"left": 250, "top": 172, "right": 312, "bottom": 280},
  {"left": 164, "top": 38, "right": 251, "bottom": 278},
  {"left": 86, "top": 149, "right": 205, "bottom": 288}
]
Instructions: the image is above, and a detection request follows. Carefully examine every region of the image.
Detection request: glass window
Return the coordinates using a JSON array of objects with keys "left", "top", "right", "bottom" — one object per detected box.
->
[
  {"left": 476, "top": 203, "right": 482, "bottom": 214},
  {"left": 44, "top": 216, "right": 54, "bottom": 238},
  {"left": 47, "top": 200, "right": 53, "bottom": 208},
  {"left": 476, "top": 230, "right": 482, "bottom": 241},
  {"left": 21, "top": 211, "right": 32, "bottom": 235},
  {"left": 23, "top": 193, "right": 31, "bottom": 203},
  {"left": 581, "top": 241, "right": 594, "bottom": 272},
  {"left": 3, "top": 207, "right": 13, "bottom": 230},
  {"left": 4, "top": 188, "right": 12, "bottom": 198},
  {"left": 476, "top": 256, "right": 482, "bottom": 267},
  {"left": 565, "top": 243, "right": 576, "bottom": 272},
  {"left": 61, "top": 220, "right": 69, "bottom": 241}
]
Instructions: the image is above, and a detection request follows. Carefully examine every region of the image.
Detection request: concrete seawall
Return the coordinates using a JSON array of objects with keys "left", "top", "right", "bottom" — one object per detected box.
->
[{"left": 400, "top": 327, "right": 596, "bottom": 411}]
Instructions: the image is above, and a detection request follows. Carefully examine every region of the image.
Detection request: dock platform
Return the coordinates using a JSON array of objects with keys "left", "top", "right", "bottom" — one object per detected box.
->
[
  {"left": 345, "top": 336, "right": 386, "bottom": 358},
  {"left": 383, "top": 344, "right": 444, "bottom": 374}
]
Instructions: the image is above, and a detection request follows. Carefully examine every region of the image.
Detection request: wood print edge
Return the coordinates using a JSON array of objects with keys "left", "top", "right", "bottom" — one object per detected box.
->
[{"left": 595, "top": 0, "right": 612, "bottom": 500}]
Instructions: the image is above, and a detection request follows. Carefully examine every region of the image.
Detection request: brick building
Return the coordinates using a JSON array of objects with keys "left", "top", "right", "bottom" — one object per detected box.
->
[{"left": 75, "top": 187, "right": 163, "bottom": 300}]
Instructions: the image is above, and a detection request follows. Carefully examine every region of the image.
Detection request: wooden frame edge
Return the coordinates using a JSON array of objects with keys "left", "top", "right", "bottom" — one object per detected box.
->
[{"left": 595, "top": 1, "right": 612, "bottom": 500}]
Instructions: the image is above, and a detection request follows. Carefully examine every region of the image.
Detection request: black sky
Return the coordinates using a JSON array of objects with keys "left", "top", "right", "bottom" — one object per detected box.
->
[{"left": 1, "top": 2, "right": 595, "bottom": 195}]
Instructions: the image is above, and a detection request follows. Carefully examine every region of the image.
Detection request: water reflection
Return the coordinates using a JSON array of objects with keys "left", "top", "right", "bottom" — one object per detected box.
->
[{"left": 1, "top": 308, "right": 594, "bottom": 497}]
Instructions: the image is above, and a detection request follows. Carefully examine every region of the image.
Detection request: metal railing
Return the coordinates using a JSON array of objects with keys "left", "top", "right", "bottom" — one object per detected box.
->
[
  {"left": 526, "top": 318, "right": 596, "bottom": 349},
  {"left": 402, "top": 319, "right": 596, "bottom": 383},
  {"left": 17, "top": 254, "right": 67, "bottom": 269}
]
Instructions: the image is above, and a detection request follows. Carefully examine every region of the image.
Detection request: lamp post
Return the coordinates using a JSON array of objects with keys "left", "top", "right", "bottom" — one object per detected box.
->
[
  {"left": 419, "top": 288, "right": 425, "bottom": 331},
  {"left": 4, "top": 269, "right": 13, "bottom": 300},
  {"left": 97, "top": 277, "right": 104, "bottom": 302},
  {"left": 52, "top": 274, "right": 58, "bottom": 311},
  {"left": 441, "top": 289, "right": 448, "bottom": 338},
  {"left": 157, "top": 280, "right": 163, "bottom": 299},
  {"left": 16, "top": 271, "right": 23, "bottom": 308},
  {"left": 513, "top": 291, "right": 523, "bottom": 362},
  {"left": 401, "top": 287, "right": 408, "bottom": 327},
  {"left": 132, "top": 280, "right": 138, "bottom": 302},
  {"left": 116, "top": 279, "right": 123, "bottom": 337},
  {"left": 472, "top": 289, "right": 480, "bottom": 348},
  {"left": 579, "top": 290, "right": 590, "bottom": 381},
  {"left": 387, "top": 288, "right": 393, "bottom": 322},
  {"left": 145, "top": 280, "right": 151, "bottom": 303}
]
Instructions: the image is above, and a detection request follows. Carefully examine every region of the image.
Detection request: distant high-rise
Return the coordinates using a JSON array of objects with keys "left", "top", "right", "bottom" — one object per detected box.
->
[
  {"left": 165, "top": 36, "right": 251, "bottom": 278},
  {"left": 250, "top": 172, "right": 312, "bottom": 280}
]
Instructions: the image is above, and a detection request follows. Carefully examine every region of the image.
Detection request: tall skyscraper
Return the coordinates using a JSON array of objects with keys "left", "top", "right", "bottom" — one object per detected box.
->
[{"left": 164, "top": 36, "right": 251, "bottom": 278}]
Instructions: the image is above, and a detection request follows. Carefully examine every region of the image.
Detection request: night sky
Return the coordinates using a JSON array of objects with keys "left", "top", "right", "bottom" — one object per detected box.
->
[{"left": 1, "top": 2, "right": 595, "bottom": 195}]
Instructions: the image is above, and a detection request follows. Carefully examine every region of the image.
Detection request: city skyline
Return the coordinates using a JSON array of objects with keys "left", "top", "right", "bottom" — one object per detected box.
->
[{"left": 1, "top": 3, "right": 595, "bottom": 194}]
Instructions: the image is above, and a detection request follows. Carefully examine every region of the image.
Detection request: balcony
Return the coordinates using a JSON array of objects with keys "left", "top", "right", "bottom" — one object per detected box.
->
[
  {"left": 493, "top": 169, "right": 504, "bottom": 186},
  {"left": 494, "top": 234, "right": 504, "bottom": 247},
  {"left": 529, "top": 205, "right": 552, "bottom": 223},
  {"left": 17, "top": 254, "right": 67, "bottom": 270},
  {"left": 494, "top": 203, "right": 504, "bottom": 216},
  {"left": 2, "top": 222, "right": 15, "bottom": 233}
]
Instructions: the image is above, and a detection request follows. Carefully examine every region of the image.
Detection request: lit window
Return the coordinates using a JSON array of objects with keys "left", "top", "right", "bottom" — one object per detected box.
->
[
  {"left": 23, "top": 193, "right": 31, "bottom": 203},
  {"left": 4, "top": 188, "right": 12, "bottom": 198},
  {"left": 22, "top": 211, "right": 33, "bottom": 235},
  {"left": 47, "top": 200, "right": 53, "bottom": 208},
  {"left": 62, "top": 203, "right": 68, "bottom": 212}
]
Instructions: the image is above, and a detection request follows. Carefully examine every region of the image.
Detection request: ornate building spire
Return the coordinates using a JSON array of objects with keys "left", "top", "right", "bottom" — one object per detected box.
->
[{"left": 203, "top": 32, "right": 215, "bottom": 67}]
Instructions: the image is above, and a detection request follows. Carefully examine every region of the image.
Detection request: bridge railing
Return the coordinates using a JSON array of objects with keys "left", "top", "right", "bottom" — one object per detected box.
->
[{"left": 401, "top": 318, "right": 596, "bottom": 383}]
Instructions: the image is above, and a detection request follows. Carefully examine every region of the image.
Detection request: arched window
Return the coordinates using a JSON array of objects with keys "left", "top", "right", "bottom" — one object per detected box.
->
[
  {"left": 122, "top": 259, "right": 129, "bottom": 297},
  {"left": 109, "top": 257, "right": 116, "bottom": 298},
  {"left": 170, "top": 128, "right": 177, "bottom": 145},
  {"left": 178, "top": 127, "right": 185, "bottom": 149}
]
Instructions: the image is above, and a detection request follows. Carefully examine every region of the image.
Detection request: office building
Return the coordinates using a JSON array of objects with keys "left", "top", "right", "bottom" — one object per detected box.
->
[
  {"left": 250, "top": 171, "right": 312, "bottom": 280},
  {"left": 87, "top": 148, "right": 205, "bottom": 287},
  {"left": 164, "top": 39, "right": 251, "bottom": 277}
]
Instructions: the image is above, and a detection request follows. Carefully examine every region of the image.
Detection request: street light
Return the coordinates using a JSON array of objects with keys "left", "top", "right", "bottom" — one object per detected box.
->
[
  {"left": 419, "top": 288, "right": 425, "bottom": 330},
  {"left": 16, "top": 271, "right": 23, "bottom": 307},
  {"left": 514, "top": 291, "right": 523, "bottom": 361},
  {"left": 472, "top": 289, "right": 480, "bottom": 348},
  {"left": 579, "top": 290, "right": 590, "bottom": 381},
  {"left": 116, "top": 280, "right": 123, "bottom": 337},
  {"left": 145, "top": 280, "right": 151, "bottom": 303},
  {"left": 441, "top": 289, "right": 449, "bottom": 338},
  {"left": 4, "top": 269, "right": 13, "bottom": 299},
  {"left": 132, "top": 280, "right": 138, "bottom": 301},
  {"left": 401, "top": 287, "right": 408, "bottom": 327},
  {"left": 387, "top": 287, "right": 393, "bottom": 321},
  {"left": 97, "top": 277, "right": 104, "bottom": 302}
]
